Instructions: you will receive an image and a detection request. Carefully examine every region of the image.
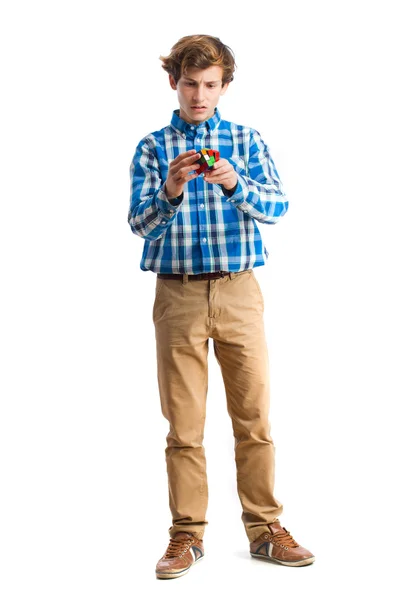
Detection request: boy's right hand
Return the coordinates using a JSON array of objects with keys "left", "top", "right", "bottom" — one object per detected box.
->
[{"left": 164, "top": 150, "right": 201, "bottom": 199}]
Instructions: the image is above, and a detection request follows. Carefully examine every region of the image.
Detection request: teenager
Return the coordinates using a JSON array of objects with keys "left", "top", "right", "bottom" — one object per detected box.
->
[{"left": 128, "top": 34, "right": 315, "bottom": 579}]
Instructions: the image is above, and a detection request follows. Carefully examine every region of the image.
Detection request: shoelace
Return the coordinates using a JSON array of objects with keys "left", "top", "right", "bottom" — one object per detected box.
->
[
  {"left": 271, "top": 527, "right": 299, "bottom": 548},
  {"left": 164, "top": 537, "right": 192, "bottom": 558}
]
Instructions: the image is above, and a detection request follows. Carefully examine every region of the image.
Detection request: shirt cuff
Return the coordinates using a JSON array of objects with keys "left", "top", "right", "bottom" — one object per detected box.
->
[
  {"left": 156, "top": 186, "right": 183, "bottom": 217},
  {"left": 221, "top": 181, "right": 238, "bottom": 197},
  {"left": 222, "top": 174, "right": 247, "bottom": 205}
]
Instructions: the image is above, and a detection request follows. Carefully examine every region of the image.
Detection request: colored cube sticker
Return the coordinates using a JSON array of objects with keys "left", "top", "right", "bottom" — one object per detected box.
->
[{"left": 196, "top": 148, "right": 220, "bottom": 175}]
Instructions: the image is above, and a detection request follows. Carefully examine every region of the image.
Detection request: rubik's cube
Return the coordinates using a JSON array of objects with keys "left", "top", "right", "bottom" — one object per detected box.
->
[{"left": 196, "top": 148, "right": 220, "bottom": 175}]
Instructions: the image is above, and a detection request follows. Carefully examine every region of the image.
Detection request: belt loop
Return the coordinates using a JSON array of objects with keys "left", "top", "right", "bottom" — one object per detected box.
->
[
  {"left": 229, "top": 272, "right": 236, "bottom": 280},
  {"left": 182, "top": 273, "right": 189, "bottom": 285}
]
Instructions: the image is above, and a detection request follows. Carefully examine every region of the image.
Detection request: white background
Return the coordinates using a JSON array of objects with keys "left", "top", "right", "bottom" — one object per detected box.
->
[{"left": 1, "top": 0, "right": 417, "bottom": 598}]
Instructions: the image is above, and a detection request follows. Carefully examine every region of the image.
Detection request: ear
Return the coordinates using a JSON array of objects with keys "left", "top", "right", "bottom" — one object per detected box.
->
[
  {"left": 169, "top": 75, "right": 177, "bottom": 90},
  {"left": 220, "top": 82, "right": 230, "bottom": 96}
]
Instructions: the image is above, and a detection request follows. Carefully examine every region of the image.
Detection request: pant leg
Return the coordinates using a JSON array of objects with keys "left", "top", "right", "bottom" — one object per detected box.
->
[
  {"left": 211, "top": 269, "right": 283, "bottom": 542},
  {"left": 153, "top": 276, "right": 211, "bottom": 540}
]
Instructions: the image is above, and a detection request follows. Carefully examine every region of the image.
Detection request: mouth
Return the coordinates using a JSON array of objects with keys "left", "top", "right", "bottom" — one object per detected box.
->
[{"left": 191, "top": 106, "right": 206, "bottom": 111}]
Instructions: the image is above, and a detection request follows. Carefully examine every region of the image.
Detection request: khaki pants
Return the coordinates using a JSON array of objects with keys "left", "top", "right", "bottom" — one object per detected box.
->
[{"left": 152, "top": 268, "right": 283, "bottom": 543}]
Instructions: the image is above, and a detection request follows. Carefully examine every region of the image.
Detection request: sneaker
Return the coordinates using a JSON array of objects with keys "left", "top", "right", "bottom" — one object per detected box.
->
[
  {"left": 250, "top": 520, "right": 315, "bottom": 567},
  {"left": 155, "top": 532, "right": 204, "bottom": 579}
]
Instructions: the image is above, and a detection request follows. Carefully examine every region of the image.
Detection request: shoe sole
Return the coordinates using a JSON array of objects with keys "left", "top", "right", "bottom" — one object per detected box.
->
[
  {"left": 156, "top": 555, "right": 204, "bottom": 579},
  {"left": 250, "top": 552, "right": 315, "bottom": 567}
]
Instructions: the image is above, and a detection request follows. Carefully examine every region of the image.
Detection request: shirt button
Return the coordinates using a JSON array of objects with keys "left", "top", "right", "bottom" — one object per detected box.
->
[
  {"left": 202, "top": 237, "right": 207, "bottom": 243},
  {"left": 200, "top": 203, "right": 204, "bottom": 208},
  {"left": 161, "top": 220, "right": 166, "bottom": 224}
]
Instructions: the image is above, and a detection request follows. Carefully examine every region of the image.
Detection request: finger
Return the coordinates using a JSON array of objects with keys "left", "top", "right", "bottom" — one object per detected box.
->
[
  {"left": 179, "top": 162, "right": 201, "bottom": 177},
  {"left": 181, "top": 152, "right": 201, "bottom": 166},
  {"left": 184, "top": 155, "right": 201, "bottom": 171},
  {"left": 211, "top": 159, "right": 228, "bottom": 169},
  {"left": 172, "top": 154, "right": 201, "bottom": 178},
  {"left": 171, "top": 149, "right": 199, "bottom": 165},
  {"left": 205, "top": 173, "right": 233, "bottom": 184},
  {"left": 186, "top": 172, "right": 199, "bottom": 182},
  {"left": 173, "top": 166, "right": 200, "bottom": 184},
  {"left": 205, "top": 167, "right": 229, "bottom": 178}
]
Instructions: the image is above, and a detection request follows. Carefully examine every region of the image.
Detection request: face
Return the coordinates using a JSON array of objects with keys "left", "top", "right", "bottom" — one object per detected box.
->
[{"left": 169, "top": 65, "right": 229, "bottom": 124}]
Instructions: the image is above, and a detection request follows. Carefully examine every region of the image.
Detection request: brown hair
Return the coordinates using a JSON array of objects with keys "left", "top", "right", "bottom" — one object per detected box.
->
[{"left": 159, "top": 35, "right": 236, "bottom": 86}]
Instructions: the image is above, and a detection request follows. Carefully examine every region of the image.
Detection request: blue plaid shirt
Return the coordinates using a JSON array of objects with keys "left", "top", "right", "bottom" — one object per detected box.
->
[{"left": 128, "top": 108, "right": 289, "bottom": 274}]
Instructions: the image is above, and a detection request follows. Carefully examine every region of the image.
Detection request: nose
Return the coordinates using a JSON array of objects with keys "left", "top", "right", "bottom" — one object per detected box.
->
[{"left": 193, "top": 83, "right": 205, "bottom": 102}]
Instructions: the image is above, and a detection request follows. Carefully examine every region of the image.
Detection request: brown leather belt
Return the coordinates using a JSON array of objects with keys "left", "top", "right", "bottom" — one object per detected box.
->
[{"left": 157, "top": 270, "right": 245, "bottom": 281}]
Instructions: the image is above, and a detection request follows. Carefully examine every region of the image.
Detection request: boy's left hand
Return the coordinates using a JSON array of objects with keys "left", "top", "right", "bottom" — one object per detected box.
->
[{"left": 203, "top": 159, "right": 238, "bottom": 191}]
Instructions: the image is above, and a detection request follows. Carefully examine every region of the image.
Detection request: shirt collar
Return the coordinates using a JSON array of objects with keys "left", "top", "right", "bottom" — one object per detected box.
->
[{"left": 170, "top": 107, "right": 221, "bottom": 137}]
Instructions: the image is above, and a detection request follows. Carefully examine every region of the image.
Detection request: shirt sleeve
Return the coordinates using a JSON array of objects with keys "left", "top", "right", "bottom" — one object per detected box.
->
[
  {"left": 221, "top": 129, "right": 289, "bottom": 224},
  {"left": 128, "top": 139, "right": 183, "bottom": 240}
]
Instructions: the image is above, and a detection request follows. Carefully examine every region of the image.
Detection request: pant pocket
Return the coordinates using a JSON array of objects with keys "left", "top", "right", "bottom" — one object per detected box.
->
[
  {"left": 250, "top": 271, "right": 264, "bottom": 310},
  {"left": 153, "top": 277, "right": 165, "bottom": 321}
]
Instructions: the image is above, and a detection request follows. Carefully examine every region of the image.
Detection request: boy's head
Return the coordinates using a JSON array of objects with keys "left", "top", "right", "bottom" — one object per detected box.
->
[{"left": 159, "top": 35, "right": 236, "bottom": 125}]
